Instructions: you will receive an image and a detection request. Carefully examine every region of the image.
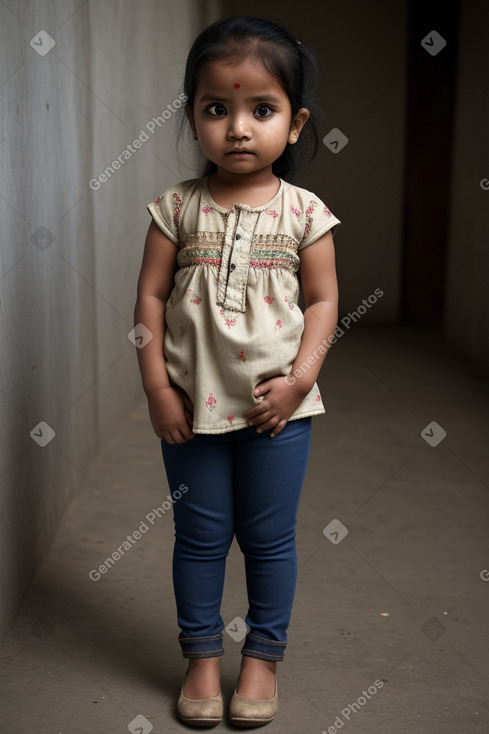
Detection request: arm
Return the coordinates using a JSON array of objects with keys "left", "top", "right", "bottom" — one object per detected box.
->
[
  {"left": 289, "top": 229, "right": 338, "bottom": 389},
  {"left": 244, "top": 230, "right": 338, "bottom": 437},
  {"left": 134, "top": 220, "right": 195, "bottom": 444}
]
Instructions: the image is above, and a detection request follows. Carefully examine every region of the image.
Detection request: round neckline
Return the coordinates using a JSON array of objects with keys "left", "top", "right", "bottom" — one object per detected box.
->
[{"left": 203, "top": 176, "right": 284, "bottom": 213}]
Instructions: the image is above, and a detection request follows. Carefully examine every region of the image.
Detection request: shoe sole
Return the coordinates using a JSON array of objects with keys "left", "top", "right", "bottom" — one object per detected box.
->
[
  {"left": 229, "top": 714, "right": 277, "bottom": 727},
  {"left": 177, "top": 714, "right": 222, "bottom": 727}
]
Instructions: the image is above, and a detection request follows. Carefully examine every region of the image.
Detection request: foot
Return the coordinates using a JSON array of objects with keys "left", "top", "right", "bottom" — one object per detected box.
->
[
  {"left": 183, "top": 657, "right": 221, "bottom": 699},
  {"left": 236, "top": 657, "right": 277, "bottom": 700}
]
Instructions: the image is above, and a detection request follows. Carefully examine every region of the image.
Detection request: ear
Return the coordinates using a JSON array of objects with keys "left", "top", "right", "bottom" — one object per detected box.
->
[
  {"left": 288, "top": 107, "right": 310, "bottom": 145},
  {"left": 186, "top": 106, "right": 198, "bottom": 140}
]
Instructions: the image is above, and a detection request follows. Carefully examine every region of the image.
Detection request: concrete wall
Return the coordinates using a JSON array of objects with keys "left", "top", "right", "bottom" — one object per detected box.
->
[
  {"left": 444, "top": 0, "right": 489, "bottom": 376},
  {"left": 223, "top": 0, "right": 408, "bottom": 324},
  {"left": 0, "top": 0, "right": 219, "bottom": 637}
]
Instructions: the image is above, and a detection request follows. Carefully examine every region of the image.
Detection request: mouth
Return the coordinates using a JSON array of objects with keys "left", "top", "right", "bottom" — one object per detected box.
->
[{"left": 227, "top": 149, "right": 254, "bottom": 156}]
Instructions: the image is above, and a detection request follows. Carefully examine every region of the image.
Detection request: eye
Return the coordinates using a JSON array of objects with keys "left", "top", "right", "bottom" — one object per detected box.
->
[
  {"left": 207, "top": 103, "right": 227, "bottom": 116},
  {"left": 255, "top": 104, "right": 272, "bottom": 118}
]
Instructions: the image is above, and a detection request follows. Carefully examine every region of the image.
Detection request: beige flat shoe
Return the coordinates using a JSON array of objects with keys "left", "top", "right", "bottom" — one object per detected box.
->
[
  {"left": 176, "top": 674, "right": 223, "bottom": 727},
  {"left": 229, "top": 680, "right": 278, "bottom": 727}
]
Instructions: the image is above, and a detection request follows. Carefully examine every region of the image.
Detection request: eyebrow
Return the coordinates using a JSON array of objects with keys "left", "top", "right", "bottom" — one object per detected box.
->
[{"left": 198, "top": 93, "right": 282, "bottom": 104}]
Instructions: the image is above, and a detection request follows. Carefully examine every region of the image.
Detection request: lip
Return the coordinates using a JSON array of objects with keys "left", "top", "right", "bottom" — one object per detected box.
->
[{"left": 227, "top": 148, "right": 254, "bottom": 155}]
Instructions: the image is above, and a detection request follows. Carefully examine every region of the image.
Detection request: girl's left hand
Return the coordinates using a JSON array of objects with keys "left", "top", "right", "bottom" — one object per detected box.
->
[{"left": 244, "top": 376, "right": 309, "bottom": 438}]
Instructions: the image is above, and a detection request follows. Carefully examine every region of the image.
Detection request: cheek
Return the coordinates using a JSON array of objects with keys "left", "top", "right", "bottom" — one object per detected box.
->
[
  {"left": 270, "top": 127, "right": 290, "bottom": 150},
  {"left": 198, "top": 125, "right": 218, "bottom": 145},
  {"left": 270, "top": 121, "right": 291, "bottom": 141}
]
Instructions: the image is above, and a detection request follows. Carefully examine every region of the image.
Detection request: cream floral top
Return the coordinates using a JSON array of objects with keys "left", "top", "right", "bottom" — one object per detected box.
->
[{"left": 147, "top": 176, "right": 341, "bottom": 434}]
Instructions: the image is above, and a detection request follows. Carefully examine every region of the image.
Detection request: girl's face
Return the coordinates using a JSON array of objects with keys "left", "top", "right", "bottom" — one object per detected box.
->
[{"left": 187, "top": 55, "right": 309, "bottom": 179}]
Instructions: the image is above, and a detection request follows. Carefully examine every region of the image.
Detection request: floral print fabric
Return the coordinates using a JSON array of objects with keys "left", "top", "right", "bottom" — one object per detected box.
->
[{"left": 147, "top": 177, "right": 341, "bottom": 433}]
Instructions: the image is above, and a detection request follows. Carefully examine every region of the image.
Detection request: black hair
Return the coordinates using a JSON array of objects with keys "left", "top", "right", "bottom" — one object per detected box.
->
[{"left": 179, "top": 16, "right": 325, "bottom": 182}]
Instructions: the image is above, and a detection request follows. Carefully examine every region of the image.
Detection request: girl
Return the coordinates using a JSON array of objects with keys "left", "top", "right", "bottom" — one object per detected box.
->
[{"left": 134, "top": 16, "right": 340, "bottom": 727}]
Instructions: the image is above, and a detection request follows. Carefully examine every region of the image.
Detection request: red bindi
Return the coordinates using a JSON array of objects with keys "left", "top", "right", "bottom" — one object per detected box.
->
[{"left": 234, "top": 82, "right": 241, "bottom": 88}]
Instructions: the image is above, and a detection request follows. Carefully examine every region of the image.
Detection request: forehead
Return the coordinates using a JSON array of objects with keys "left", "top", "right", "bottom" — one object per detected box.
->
[{"left": 195, "top": 55, "right": 286, "bottom": 96}]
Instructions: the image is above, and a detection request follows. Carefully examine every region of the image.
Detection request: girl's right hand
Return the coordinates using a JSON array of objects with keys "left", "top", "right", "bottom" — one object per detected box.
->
[{"left": 146, "top": 386, "right": 195, "bottom": 444}]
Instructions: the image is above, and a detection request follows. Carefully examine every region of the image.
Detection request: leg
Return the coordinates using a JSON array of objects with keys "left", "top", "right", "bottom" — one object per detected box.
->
[
  {"left": 232, "top": 418, "right": 312, "bottom": 697},
  {"left": 161, "top": 433, "right": 235, "bottom": 697}
]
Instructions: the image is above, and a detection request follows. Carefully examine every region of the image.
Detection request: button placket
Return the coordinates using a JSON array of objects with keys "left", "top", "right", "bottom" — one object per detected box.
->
[
  {"left": 216, "top": 209, "right": 257, "bottom": 312},
  {"left": 216, "top": 208, "right": 236, "bottom": 306}
]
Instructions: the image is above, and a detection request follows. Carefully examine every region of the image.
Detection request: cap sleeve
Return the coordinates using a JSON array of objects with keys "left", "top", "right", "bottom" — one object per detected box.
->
[
  {"left": 146, "top": 187, "right": 182, "bottom": 246},
  {"left": 298, "top": 197, "right": 341, "bottom": 251}
]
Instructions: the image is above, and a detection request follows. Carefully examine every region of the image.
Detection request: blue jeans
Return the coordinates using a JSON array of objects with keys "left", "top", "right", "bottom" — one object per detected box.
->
[{"left": 160, "top": 417, "right": 312, "bottom": 662}]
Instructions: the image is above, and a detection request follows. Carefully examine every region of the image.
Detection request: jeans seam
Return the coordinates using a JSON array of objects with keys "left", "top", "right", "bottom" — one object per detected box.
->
[
  {"left": 241, "top": 648, "right": 284, "bottom": 657},
  {"left": 246, "top": 634, "right": 286, "bottom": 646},
  {"left": 241, "top": 650, "right": 285, "bottom": 660},
  {"left": 184, "top": 649, "right": 224, "bottom": 657}
]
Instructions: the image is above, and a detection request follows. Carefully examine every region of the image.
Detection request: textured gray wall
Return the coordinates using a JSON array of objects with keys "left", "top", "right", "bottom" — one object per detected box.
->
[
  {"left": 0, "top": 0, "right": 220, "bottom": 637},
  {"left": 1, "top": 0, "right": 488, "bottom": 639},
  {"left": 445, "top": 1, "right": 489, "bottom": 376}
]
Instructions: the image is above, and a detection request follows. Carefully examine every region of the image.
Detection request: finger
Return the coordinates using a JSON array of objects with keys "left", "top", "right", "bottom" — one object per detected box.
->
[
  {"left": 177, "top": 423, "right": 195, "bottom": 441},
  {"left": 253, "top": 381, "right": 272, "bottom": 396},
  {"left": 247, "top": 408, "right": 273, "bottom": 425},
  {"left": 162, "top": 424, "right": 194, "bottom": 444},
  {"left": 255, "top": 415, "right": 281, "bottom": 433},
  {"left": 270, "top": 419, "right": 287, "bottom": 438},
  {"left": 245, "top": 403, "right": 272, "bottom": 420},
  {"left": 173, "top": 429, "right": 190, "bottom": 444}
]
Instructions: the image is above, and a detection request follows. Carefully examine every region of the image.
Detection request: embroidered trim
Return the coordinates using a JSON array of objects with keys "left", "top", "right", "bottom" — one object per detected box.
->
[
  {"left": 179, "top": 250, "right": 222, "bottom": 267},
  {"left": 178, "top": 241, "right": 223, "bottom": 268},
  {"left": 249, "top": 258, "right": 294, "bottom": 270},
  {"left": 304, "top": 203, "right": 315, "bottom": 237},
  {"left": 176, "top": 232, "right": 300, "bottom": 273},
  {"left": 187, "top": 231, "right": 226, "bottom": 244},
  {"left": 172, "top": 192, "right": 182, "bottom": 229},
  {"left": 254, "top": 233, "right": 298, "bottom": 246}
]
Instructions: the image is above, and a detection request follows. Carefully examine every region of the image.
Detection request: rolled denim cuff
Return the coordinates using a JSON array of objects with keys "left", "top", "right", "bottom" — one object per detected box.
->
[
  {"left": 178, "top": 632, "right": 224, "bottom": 658},
  {"left": 240, "top": 632, "right": 287, "bottom": 662}
]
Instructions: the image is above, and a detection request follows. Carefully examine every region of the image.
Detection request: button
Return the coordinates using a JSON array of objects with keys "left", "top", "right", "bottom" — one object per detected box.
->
[
  {"left": 230, "top": 263, "right": 236, "bottom": 271},
  {"left": 235, "top": 233, "right": 241, "bottom": 240}
]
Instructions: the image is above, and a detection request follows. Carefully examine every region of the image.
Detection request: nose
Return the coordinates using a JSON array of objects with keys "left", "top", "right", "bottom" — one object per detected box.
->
[{"left": 227, "top": 113, "right": 251, "bottom": 140}]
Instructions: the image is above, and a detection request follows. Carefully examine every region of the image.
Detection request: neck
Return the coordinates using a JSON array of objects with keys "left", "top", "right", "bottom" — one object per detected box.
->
[{"left": 211, "top": 167, "right": 278, "bottom": 191}]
